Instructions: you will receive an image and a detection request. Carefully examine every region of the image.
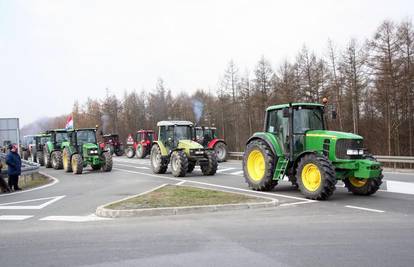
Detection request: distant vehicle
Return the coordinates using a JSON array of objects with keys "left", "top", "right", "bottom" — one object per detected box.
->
[
  {"left": 125, "top": 130, "right": 157, "bottom": 158},
  {"left": 99, "top": 133, "right": 124, "bottom": 156},
  {"left": 193, "top": 126, "right": 228, "bottom": 162},
  {"left": 30, "top": 134, "right": 51, "bottom": 166},
  {"left": 20, "top": 135, "right": 36, "bottom": 160},
  {"left": 43, "top": 129, "right": 69, "bottom": 169}
]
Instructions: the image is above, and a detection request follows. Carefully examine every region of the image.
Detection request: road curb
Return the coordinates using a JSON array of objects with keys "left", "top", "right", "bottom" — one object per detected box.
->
[{"left": 95, "top": 184, "right": 279, "bottom": 218}]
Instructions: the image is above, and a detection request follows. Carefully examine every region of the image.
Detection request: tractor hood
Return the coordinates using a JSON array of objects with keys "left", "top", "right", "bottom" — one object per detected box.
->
[
  {"left": 178, "top": 140, "right": 204, "bottom": 149},
  {"left": 83, "top": 143, "right": 99, "bottom": 150},
  {"left": 306, "top": 130, "right": 363, "bottom": 140}
]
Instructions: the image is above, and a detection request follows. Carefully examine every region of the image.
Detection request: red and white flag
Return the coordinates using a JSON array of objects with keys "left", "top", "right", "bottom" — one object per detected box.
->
[{"left": 65, "top": 115, "right": 74, "bottom": 130}]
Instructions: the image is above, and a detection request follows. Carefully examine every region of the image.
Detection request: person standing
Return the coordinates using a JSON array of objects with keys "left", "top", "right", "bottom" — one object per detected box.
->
[{"left": 6, "top": 144, "right": 22, "bottom": 191}]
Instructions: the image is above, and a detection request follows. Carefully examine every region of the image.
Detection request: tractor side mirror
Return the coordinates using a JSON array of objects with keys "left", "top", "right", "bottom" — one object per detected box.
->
[
  {"left": 332, "top": 110, "right": 337, "bottom": 120},
  {"left": 282, "top": 108, "right": 289, "bottom": 118}
]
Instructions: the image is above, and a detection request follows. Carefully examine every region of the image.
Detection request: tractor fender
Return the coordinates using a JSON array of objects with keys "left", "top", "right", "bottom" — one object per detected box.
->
[
  {"left": 246, "top": 133, "right": 283, "bottom": 158},
  {"left": 153, "top": 141, "right": 169, "bottom": 156},
  {"left": 208, "top": 138, "right": 226, "bottom": 149}
]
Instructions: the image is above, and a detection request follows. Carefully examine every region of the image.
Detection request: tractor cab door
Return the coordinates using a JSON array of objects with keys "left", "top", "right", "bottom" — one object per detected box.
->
[
  {"left": 266, "top": 109, "right": 288, "bottom": 154},
  {"left": 159, "top": 126, "right": 174, "bottom": 151}
]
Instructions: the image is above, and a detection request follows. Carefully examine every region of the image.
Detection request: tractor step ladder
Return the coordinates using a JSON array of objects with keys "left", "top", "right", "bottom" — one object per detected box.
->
[{"left": 274, "top": 157, "right": 289, "bottom": 180}]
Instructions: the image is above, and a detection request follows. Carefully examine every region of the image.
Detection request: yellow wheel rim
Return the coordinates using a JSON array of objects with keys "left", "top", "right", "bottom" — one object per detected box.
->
[
  {"left": 63, "top": 151, "right": 68, "bottom": 168},
  {"left": 247, "top": 150, "right": 266, "bottom": 182},
  {"left": 349, "top": 177, "right": 367, "bottom": 188},
  {"left": 301, "top": 163, "right": 322, "bottom": 191}
]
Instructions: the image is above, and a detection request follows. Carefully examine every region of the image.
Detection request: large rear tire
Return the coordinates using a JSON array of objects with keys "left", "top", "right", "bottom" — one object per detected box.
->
[
  {"left": 44, "top": 147, "right": 52, "bottom": 168},
  {"left": 37, "top": 151, "right": 45, "bottom": 166},
  {"left": 126, "top": 147, "right": 135, "bottom": 158},
  {"left": 343, "top": 155, "right": 383, "bottom": 196},
  {"left": 71, "top": 154, "right": 83, "bottom": 174},
  {"left": 171, "top": 150, "right": 188, "bottom": 177},
  {"left": 136, "top": 144, "right": 146, "bottom": 159},
  {"left": 52, "top": 151, "right": 63, "bottom": 170},
  {"left": 243, "top": 140, "right": 278, "bottom": 191},
  {"left": 101, "top": 151, "right": 113, "bottom": 172},
  {"left": 201, "top": 152, "right": 218, "bottom": 176},
  {"left": 296, "top": 154, "right": 336, "bottom": 200},
  {"left": 63, "top": 148, "right": 72, "bottom": 172},
  {"left": 214, "top": 142, "right": 228, "bottom": 162},
  {"left": 114, "top": 146, "right": 124, "bottom": 157},
  {"left": 150, "top": 144, "right": 168, "bottom": 174}
]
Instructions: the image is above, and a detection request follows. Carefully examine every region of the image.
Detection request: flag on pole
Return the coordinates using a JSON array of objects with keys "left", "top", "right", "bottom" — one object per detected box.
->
[{"left": 65, "top": 115, "right": 74, "bottom": 130}]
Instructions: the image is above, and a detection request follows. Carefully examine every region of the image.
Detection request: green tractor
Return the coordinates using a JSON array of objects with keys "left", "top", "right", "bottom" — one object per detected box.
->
[
  {"left": 61, "top": 128, "right": 112, "bottom": 174},
  {"left": 243, "top": 103, "right": 383, "bottom": 200},
  {"left": 43, "top": 129, "right": 69, "bottom": 169},
  {"left": 150, "top": 121, "right": 218, "bottom": 177}
]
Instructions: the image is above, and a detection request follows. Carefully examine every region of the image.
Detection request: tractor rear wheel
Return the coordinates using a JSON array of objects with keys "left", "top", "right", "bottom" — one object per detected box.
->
[
  {"left": 37, "top": 151, "right": 45, "bottom": 166},
  {"left": 214, "top": 142, "right": 228, "bottom": 162},
  {"left": 52, "top": 151, "right": 63, "bottom": 170},
  {"left": 101, "top": 152, "right": 113, "bottom": 172},
  {"left": 44, "top": 147, "right": 52, "bottom": 168},
  {"left": 187, "top": 161, "right": 196, "bottom": 173},
  {"left": 243, "top": 140, "right": 278, "bottom": 191},
  {"left": 136, "top": 144, "right": 146, "bottom": 158},
  {"left": 201, "top": 151, "right": 218, "bottom": 176},
  {"left": 63, "top": 148, "right": 72, "bottom": 172},
  {"left": 343, "top": 155, "right": 383, "bottom": 196},
  {"left": 71, "top": 154, "right": 83, "bottom": 174},
  {"left": 171, "top": 150, "right": 188, "bottom": 177},
  {"left": 126, "top": 147, "right": 135, "bottom": 158},
  {"left": 296, "top": 154, "right": 336, "bottom": 200},
  {"left": 150, "top": 144, "right": 168, "bottom": 174}
]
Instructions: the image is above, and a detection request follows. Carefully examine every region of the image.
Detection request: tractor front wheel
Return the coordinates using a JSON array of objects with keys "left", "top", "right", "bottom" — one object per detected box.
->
[
  {"left": 171, "top": 150, "right": 188, "bottom": 177},
  {"left": 37, "top": 151, "right": 45, "bottom": 166},
  {"left": 343, "top": 155, "right": 383, "bottom": 196},
  {"left": 71, "top": 154, "right": 83, "bottom": 174},
  {"left": 136, "top": 144, "right": 146, "bottom": 158},
  {"left": 150, "top": 145, "right": 168, "bottom": 174},
  {"left": 44, "top": 147, "right": 52, "bottom": 168},
  {"left": 101, "top": 152, "right": 113, "bottom": 172},
  {"left": 63, "top": 148, "right": 72, "bottom": 172},
  {"left": 187, "top": 161, "right": 196, "bottom": 173},
  {"left": 214, "top": 142, "right": 228, "bottom": 162},
  {"left": 126, "top": 147, "right": 135, "bottom": 158},
  {"left": 114, "top": 146, "right": 124, "bottom": 157},
  {"left": 201, "top": 152, "right": 218, "bottom": 176},
  {"left": 52, "top": 151, "right": 63, "bottom": 170},
  {"left": 243, "top": 140, "right": 278, "bottom": 191},
  {"left": 296, "top": 154, "right": 336, "bottom": 200}
]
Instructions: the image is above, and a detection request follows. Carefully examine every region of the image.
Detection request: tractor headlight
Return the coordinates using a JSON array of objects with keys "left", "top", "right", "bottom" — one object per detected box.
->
[
  {"left": 346, "top": 149, "right": 364, "bottom": 156},
  {"left": 88, "top": 149, "right": 98, "bottom": 155},
  {"left": 195, "top": 151, "right": 204, "bottom": 155}
]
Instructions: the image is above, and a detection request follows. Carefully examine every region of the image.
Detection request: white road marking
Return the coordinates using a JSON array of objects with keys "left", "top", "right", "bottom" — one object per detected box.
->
[
  {"left": 345, "top": 205, "right": 385, "bottom": 213},
  {"left": 114, "top": 158, "right": 150, "bottom": 165},
  {"left": 280, "top": 201, "right": 317, "bottom": 207},
  {"left": 113, "top": 167, "right": 315, "bottom": 202},
  {"left": 230, "top": 170, "right": 244, "bottom": 175},
  {"left": 0, "top": 215, "right": 34, "bottom": 221},
  {"left": 383, "top": 171, "right": 414, "bottom": 176},
  {"left": 216, "top": 168, "right": 235, "bottom": 173},
  {"left": 0, "top": 173, "right": 59, "bottom": 197},
  {"left": 386, "top": 180, "right": 414, "bottom": 195},
  {"left": 0, "top": 195, "right": 65, "bottom": 210},
  {"left": 40, "top": 214, "right": 112, "bottom": 222},
  {"left": 176, "top": 181, "right": 186, "bottom": 185},
  {"left": 115, "top": 163, "right": 150, "bottom": 170}
]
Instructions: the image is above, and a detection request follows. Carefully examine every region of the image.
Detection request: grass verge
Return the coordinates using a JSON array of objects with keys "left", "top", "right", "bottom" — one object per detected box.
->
[
  {"left": 18, "top": 173, "right": 51, "bottom": 190},
  {"left": 106, "top": 185, "right": 264, "bottom": 210}
]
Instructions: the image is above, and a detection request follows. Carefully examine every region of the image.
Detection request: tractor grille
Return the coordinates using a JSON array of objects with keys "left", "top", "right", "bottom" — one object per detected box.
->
[
  {"left": 335, "top": 139, "right": 364, "bottom": 160},
  {"left": 190, "top": 148, "right": 205, "bottom": 157}
]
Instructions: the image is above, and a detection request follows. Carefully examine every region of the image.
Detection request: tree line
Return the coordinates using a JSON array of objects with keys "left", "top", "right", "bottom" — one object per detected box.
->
[{"left": 22, "top": 19, "right": 414, "bottom": 156}]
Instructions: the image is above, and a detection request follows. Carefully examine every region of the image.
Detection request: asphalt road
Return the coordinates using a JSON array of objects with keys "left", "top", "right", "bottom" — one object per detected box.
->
[{"left": 0, "top": 157, "right": 414, "bottom": 267}]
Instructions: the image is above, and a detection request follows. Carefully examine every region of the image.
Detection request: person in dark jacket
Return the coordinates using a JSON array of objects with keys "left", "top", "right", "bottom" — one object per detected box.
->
[{"left": 6, "top": 144, "right": 22, "bottom": 191}]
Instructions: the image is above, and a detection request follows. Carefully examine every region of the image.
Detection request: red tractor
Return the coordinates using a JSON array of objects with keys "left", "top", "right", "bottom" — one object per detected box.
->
[
  {"left": 99, "top": 134, "right": 124, "bottom": 156},
  {"left": 194, "top": 126, "right": 228, "bottom": 162},
  {"left": 125, "top": 130, "right": 157, "bottom": 158}
]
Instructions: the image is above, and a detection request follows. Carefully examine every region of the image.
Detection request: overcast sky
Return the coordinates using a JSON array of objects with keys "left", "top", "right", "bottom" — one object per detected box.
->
[{"left": 0, "top": 0, "right": 413, "bottom": 126}]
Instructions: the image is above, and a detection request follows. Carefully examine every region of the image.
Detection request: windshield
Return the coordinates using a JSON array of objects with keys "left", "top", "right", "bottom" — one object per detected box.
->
[
  {"left": 147, "top": 132, "right": 154, "bottom": 142},
  {"left": 293, "top": 107, "right": 324, "bottom": 134},
  {"left": 40, "top": 136, "right": 50, "bottom": 144},
  {"left": 175, "top": 126, "right": 192, "bottom": 140},
  {"left": 55, "top": 132, "right": 68, "bottom": 143},
  {"left": 76, "top": 130, "right": 97, "bottom": 144}
]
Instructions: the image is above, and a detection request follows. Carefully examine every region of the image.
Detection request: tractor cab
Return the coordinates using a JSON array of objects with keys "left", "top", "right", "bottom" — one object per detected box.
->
[
  {"left": 136, "top": 130, "right": 156, "bottom": 145},
  {"left": 100, "top": 133, "right": 124, "bottom": 156},
  {"left": 125, "top": 130, "right": 157, "bottom": 158},
  {"left": 68, "top": 128, "right": 98, "bottom": 154},
  {"left": 102, "top": 134, "right": 120, "bottom": 145},
  {"left": 43, "top": 129, "right": 68, "bottom": 169},
  {"left": 194, "top": 127, "right": 216, "bottom": 147},
  {"left": 46, "top": 129, "right": 69, "bottom": 150}
]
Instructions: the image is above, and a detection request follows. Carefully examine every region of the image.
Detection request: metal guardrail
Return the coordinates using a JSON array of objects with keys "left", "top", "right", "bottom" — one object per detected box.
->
[
  {"left": 0, "top": 152, "right": 40, "bottom": 176},
  {"left": 228, "top": 152, "right": 414, "bottom": 164}
]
